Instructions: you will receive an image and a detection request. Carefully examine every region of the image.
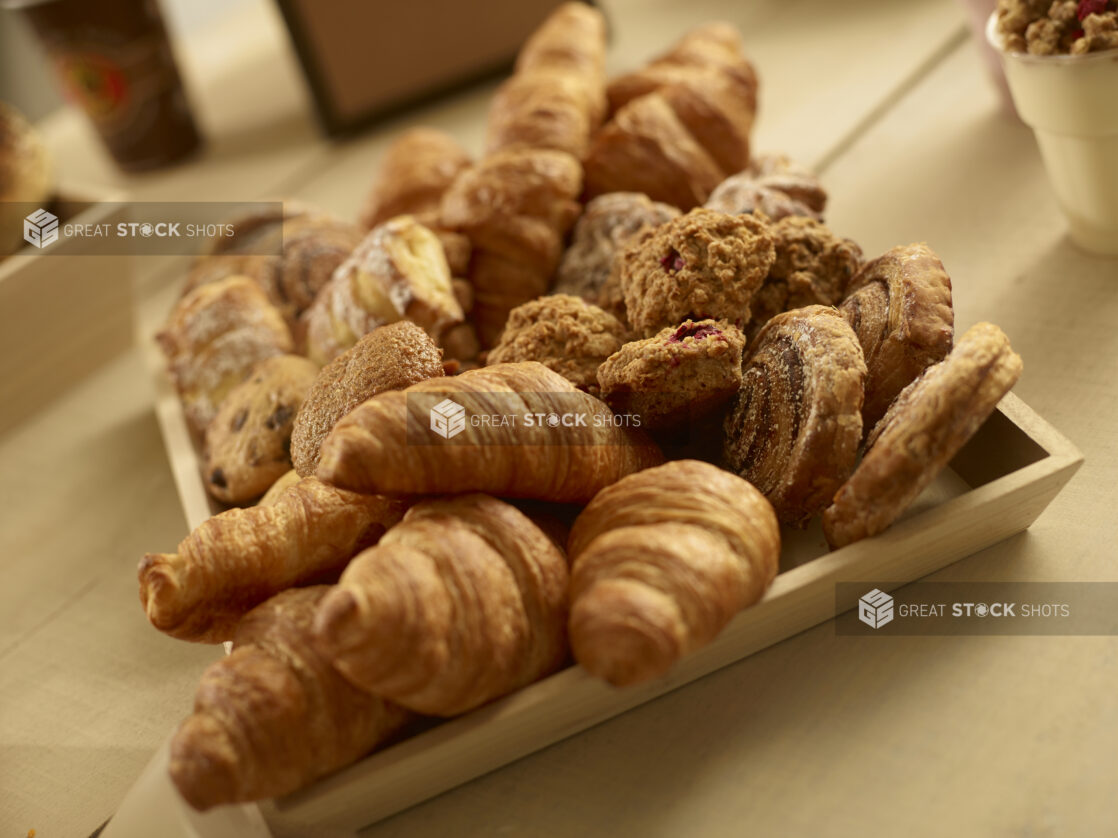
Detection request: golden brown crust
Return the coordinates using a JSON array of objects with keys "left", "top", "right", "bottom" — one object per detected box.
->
[
  {"left": 486, "top": 295, "right": 628, "bottom": 392},
  {"left": 619, "top": 208, "right": 775, "bottom": 336},
  {"left": 138, "top": 477, "right": 407, "bottom": 643},
  {"left": 597, "top": 319, "right": 745, "bottom": 430},
  {"left": 823, "top": 322, "right": 1023, "bottom": 548},
  {"left": 168, "top": 587, "right": 413, "bottom": 810},
  {"left": 517, "top": 1, "right": 608, "bottom": 84},
  {"left": 257, "top": 469, "right": 300, "bottom": 506},
  {"left": 747, "top": 217, "right": 862, "bottom": 338},
  {"left": 705, "top": 172, "right": 822, "bottom": 221},
  {"left": 839, "top": 242, "right": 954, "bottom": 429},
  {"left": 316, "top": 361, "right": 664, "bottom": 504},
  {"left": 439, "top": 148, "right": 583, "bottom": 346},
  {"left": 583, "top": 93, "right": 725, "bottom": 210},
  {"left": 303, "top": 215, "right": 463, "bottom": 364},
  {"left": 359, "top": 128, "right": 472, "bottom": 230},
  {"left": 291, "top": 322, "right": 445, "bottom": 478},
  {"left": 312, "top": 494, "right": 569, "bottom": 716},
  {"left": 723, "top": 305, "right": 866, "bottom": 526},
  {"left": 203, "top": 355, "right": 319, "bottom": 504},
  {"left": 487, "top": 71, "right": 602, "bottom": 159},
  {"left": 747, "top": 153, "right": 829, "bottom": 214},
  {"left": 554, "top": 192, "right": 680, "bottom": 303},
  {"left": 157, "top": 276, "right": 294, "bottom": 436},
  {"left": 567, "top": 460, "right": 779, "bottom": 686}
]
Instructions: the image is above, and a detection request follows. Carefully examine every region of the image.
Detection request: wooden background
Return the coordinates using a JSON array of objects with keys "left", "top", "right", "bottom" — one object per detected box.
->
[{"left": 1, "top": 0, "right": 1116, "bottom": 835}]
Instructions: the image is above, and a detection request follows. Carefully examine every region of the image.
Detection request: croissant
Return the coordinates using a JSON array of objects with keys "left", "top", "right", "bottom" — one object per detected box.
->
[
  {"left": 302, "top": 215, "right": 463, "bottom": 364},
  {"left": 486, "top": 3, "right": 607, "bottom": 158},
  {"left": 839, "top": 243, "right": 954, "bottom": 429},
  {"left": 157, "top": 276, "right": 294, "bottom": 435},
  {"left": 169, "top": 587, "right": 414, "bottom": 810},
  {"left": 439, "top": 148, "right": 582, "bottom": 346},
  {"left": 567, "top": 460, "right": 780, "bottom": 686},
  {"left": 139, "top": 477, "right": 407, "bottom": 643},
  {"left": 312, "top": 494, "right": 569, "bottom": 716},
  {"left": 585, "top": 23, "right": 758, "bottom": 206},
  {"left": 359, "top": 128, "right": 472, "bottom": 230},
  {"left": 317, "top": 361, "right": 664, "bottom": 503}
]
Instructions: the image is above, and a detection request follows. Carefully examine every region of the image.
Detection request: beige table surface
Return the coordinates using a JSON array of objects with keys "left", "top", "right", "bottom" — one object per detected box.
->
[{"left": 2, "top": 1, "right": 1116, "bottom": 836}]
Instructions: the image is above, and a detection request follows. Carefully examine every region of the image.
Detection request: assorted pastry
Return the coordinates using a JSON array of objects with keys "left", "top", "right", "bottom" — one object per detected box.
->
[{"left": 149, "top": 3, "right": 1025, "bottom": 810}]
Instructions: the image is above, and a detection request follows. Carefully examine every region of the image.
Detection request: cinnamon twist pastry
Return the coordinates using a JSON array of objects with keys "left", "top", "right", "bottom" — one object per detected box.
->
[
  {"left": 723, "top": 305, "right": 866, "bottom": 526},
  {"left": 169, "top": 587, "right": 413, "bottom": 810},
  {"left": 567, "top": 460, "right": 780, "bottom": 686},
  {"left": 359, "top": 128, "right": 472, "bottom": 230},
  {"left": 303, "top": 215, "right": 463, "bottom": 364},
  {"left": 839, "top": 242, "right": 954, "bottom": 429},
  {"left": 139, "top": 477, "right": 406, "bottom": 643},
  {"left": 439, "top": 148, "right": 582, "bottom": 346},
  {"left": 823, "top": 322, "right": 1022, "bottom": 548},
  {"left": 157, "top": 276, "right": 294, "bottom": 435},
  {"left": 316, "top": 361, "right": 664, "bottom": 504},
  {"left": 313, "top": 494, "right": 569, "bottom": 716}
]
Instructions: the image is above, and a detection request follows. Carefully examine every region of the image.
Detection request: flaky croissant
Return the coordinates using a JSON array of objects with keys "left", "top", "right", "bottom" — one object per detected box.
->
[
  {"left": 567, "top": 460, "right": 780, "bottom": 686},
  {"left": 358, "top": 128, "right": 472, "bottom": 231},
  {"left": 486, "top": 3, "right": 607, "bottom": 159},
  {"left": 313, "top": 494, "right": 569, "bottom": 716},
  {"left": 439, "top": 148, "right": 582, "bottom": 346},
  {"left": 169, "top": 586, "right": 414, "bottom": 810},
  {"left": 316, "top": 361, "right": 664, "bottom": 503},
  {"left": 139, "top": 477, "right": 406, "bottom": 642}
]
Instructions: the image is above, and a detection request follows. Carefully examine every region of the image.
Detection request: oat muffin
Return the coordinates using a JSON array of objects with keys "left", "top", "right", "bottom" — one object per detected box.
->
[
  {"left": 597, "top": 319, "right": 745, "bottom": 430},
  {"left": 486, "top": 294, "right": 629, "bottom": 392},
  {"left": 617, "top": 208, "right": 775, "bottom": 336}
]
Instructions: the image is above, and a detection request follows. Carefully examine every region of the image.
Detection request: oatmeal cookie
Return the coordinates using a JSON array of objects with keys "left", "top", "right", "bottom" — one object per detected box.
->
[
  {"left": 822, "top": 323, "right": 1023, "bottom": 548},
  {"left": 554, "top": 193, "right": 680, "bottom": 303},
  {"left": 597, "top": 319, "right": 745, "bottom": 430},
  {"left": 486, "top": 294, "right": 628, "bottom": 392},
  {"left": 618, "top": 208, "right": 775, "bottom": 336},
  {"left": 203, "top": 355, "right": 320, "bottom": 504},
  {"left": 749, "top": 217, "right": 863, "bottom": 339},
  {"left": 839, "top": 243, "right": 954, "bottom": 430},
  {"left": 291, "top": 321, "right": 445, "bottom": 477},
  {"left": 723, "top": 305, "right": 866, "bottom": 526}
]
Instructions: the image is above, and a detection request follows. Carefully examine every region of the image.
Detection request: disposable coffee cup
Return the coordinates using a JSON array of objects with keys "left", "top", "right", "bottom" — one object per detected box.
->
[{"left": 987, "top": 13, "right": 1118, "bottom": 257}]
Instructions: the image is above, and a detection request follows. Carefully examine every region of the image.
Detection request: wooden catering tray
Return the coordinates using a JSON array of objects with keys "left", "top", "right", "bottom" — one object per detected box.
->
[{"left": 144, "top": 292, "right": 1081, "bottom": 831}]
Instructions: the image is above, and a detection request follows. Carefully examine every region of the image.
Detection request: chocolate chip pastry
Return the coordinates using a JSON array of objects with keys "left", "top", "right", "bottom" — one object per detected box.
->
[
  {"left": 203, "top": 354, "right": 320, "bottom": 504},
  {"left": 823, "top": 322, "right": 1023, "bottom": 548},
  {"left": 723, "top": 305, "right": 866, "bottom": 526},
  {"left": 840, "top": 242, "right": 954, "bottom": 430},
  {"left": 618, "top": 207, "right": 775, "bottom": 336},
  {"left": 597, "top": 319, "right": 745, "bottom": 430}
]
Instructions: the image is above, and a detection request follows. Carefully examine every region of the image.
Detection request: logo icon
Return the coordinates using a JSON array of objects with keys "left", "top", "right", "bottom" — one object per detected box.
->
[
  {"left": 24, "top": 208, "right": 60, "bottom": 249},
  {"left": 430, "top": 398, "right": 466, "bottom": 439},
  {"left": 858, "top": 588, "right": 894, "bottom": 629}
]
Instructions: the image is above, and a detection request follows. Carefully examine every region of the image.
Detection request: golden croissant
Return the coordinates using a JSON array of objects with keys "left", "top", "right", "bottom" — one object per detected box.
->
[
  {"left": 169, "top": 586, "right": 413, "bottom": 810},
  {"left": 567, "top": 460, "right": 780, "bottom": 686},
  {"left": 139, "top": 477, "right": 406, "bottom": 643},
  {"left": 316, "top": 361, "right": 664, "bottom": 503},
  {"left": 313, "top": 494, "right": 569, "bottom": 716}
]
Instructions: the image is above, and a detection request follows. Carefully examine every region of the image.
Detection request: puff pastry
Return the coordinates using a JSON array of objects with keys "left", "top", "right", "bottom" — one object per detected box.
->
[
  {"left": 840, "top": 242, "right": 954, "bottom": 429},
  {"left": 823, "top": 322, "right": 1022, "bottom": 547},
  {"left": 567, "top": 460, "right": 780, "bottom": 686},
  {"left": 313, "top": 494, "right": 569, "bottom": 715},
  {"left": 303, "top": 215, "right": 463, "bottom": 364},
  {"left": 317, "top": 361, "right": 664, "bottom": 503}
]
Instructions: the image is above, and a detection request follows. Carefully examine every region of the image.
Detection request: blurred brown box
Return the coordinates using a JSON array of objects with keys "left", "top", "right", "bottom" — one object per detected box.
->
[{"left": 276, "top": 0, "right": 600, "bottom": 135}]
